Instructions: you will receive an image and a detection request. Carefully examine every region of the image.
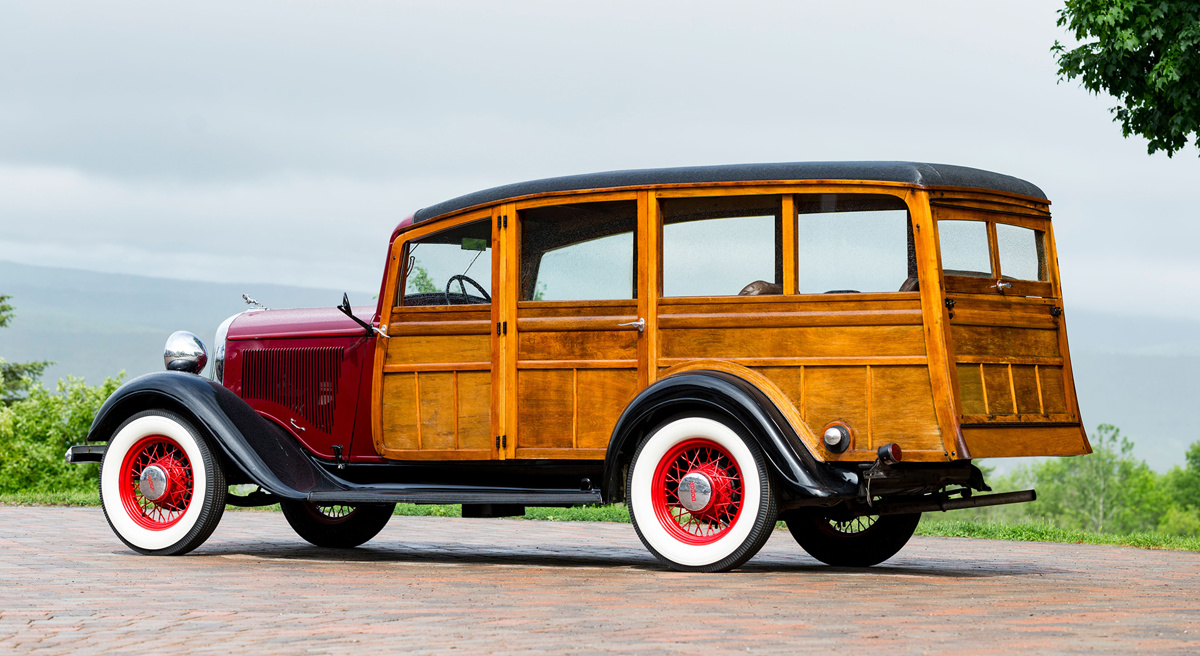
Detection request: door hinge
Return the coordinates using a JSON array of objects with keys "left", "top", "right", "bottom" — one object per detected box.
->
[
  {"left": 496, "top": 434, "right": 507, "bottom": 449},
  {"left": 496, "top": 320, "right": 507, "bottom": 336},
  {"left": 496, "top": 214, "right": 508, "bottom": 229}
]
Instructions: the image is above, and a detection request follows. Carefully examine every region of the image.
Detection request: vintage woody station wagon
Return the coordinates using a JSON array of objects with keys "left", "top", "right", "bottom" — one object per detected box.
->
[{"left": 71, "top": 162, "right": 1091, "bottom": 572}]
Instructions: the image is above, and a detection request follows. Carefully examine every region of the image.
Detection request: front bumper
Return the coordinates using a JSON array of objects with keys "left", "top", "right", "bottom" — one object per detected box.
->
[{"left": 64, "top": 444, "right": 106, "bottom": 463}]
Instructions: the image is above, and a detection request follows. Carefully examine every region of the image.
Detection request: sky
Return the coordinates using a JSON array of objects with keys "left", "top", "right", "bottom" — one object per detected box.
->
[{"left": 2, "top": 0, "right": 1200, "bottom": 321}]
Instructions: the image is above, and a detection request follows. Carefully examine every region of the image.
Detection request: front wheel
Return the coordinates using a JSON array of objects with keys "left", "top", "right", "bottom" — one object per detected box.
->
[
  {"left": 99, "top": 409, "right": 227, "bottom": 555},
  {"left": 280, "top": 500, "right": 395, "bottom": 548},
  {"left": 785, "top": 510, "right": 920, "bottom": 567},
  {"left": 627, "top": 415, "right": 777, "bottom": 572}
]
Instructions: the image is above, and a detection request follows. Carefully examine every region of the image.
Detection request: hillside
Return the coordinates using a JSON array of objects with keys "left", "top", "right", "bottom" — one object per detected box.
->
[{"left": 2, "top": 259, "right": 1197, "bottom": 471}]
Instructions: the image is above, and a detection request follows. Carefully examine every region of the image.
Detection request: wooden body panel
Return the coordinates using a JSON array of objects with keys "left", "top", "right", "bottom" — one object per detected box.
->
[
  {"left": 365, "top": 181, "right": 1089, "bottom": 467},
  {"left": 659, "top": 295, "right": 945, "bottom": 461}
]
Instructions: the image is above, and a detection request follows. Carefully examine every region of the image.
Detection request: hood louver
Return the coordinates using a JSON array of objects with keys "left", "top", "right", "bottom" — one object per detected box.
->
[{"left": 241, "top": 347, "right": 343, "bottom": 433}]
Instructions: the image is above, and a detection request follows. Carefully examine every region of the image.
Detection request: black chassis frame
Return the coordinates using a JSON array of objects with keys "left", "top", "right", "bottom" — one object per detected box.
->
[{"left": 80, "top": 369, "right": 990, "bottom": 514}]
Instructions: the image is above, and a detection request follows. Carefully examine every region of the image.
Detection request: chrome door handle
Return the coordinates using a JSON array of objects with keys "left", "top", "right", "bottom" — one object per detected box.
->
[
  {"left": 994, "top": 280, "right": 1013, "bottom": 291},
  {"left": 290, "top": 418, "right": 306, "bottom": 432},
  {"left": 618, "top": 318, "right": 646, "bottom": 333}
]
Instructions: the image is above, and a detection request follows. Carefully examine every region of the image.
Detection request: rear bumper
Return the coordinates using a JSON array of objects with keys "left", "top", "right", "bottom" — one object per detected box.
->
[{"left": 65, "top": 444, "right": 106, "bottom": 464}]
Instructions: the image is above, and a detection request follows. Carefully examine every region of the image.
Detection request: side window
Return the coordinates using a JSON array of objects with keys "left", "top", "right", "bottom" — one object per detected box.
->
[
  {"left": 519, "top": 200, "right": 637, "bottom": 301},
  {"left": 661, "top": 195, "right": 781, "bottom": 297},
  {"left": 796, "top": 194, "right": 914, "bottom": 294},
  {"left": 400, "top": 219, "right": 492, "bottom": 306},
  {"left": 937, "top": 219, "right": 992, "bottom": 278},
  {"left": 996, "top": 223, "right": 1047, "bottom": 281}
]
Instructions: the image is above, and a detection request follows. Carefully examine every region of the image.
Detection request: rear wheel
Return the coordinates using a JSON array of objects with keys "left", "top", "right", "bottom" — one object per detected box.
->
[
  {"left": 785, "top": 509, "right": 920, "bottom": 567},
  {"left": 99, "top": 410, "right": 226, "bottom": 555},
  {"left": 280, "top": 500, "right": 395, "bottom": 548},
  {"left": 627, "top": 415, "right": 777, "bottom": 572}
]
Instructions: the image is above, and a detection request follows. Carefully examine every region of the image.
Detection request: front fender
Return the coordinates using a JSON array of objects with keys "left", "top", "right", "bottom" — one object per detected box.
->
[
  {"left": 602, "top": 370, "right": 859, "bottom": 502},
  {"left": 87, "top": 371, "right": 340, "bottom": 500}
]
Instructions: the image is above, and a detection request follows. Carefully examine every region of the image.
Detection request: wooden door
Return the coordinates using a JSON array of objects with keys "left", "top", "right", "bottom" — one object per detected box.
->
[
  {"left": 505, "top": 197, "right": 642, "bottom": 460},
  {"left": 374, "top": 210, "right": 500, "bottom": 460}
]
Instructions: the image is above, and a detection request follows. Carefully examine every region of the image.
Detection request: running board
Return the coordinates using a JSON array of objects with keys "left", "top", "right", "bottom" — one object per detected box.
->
[{"left": 308, "top": 486, "right": 603, "bottom": 506}]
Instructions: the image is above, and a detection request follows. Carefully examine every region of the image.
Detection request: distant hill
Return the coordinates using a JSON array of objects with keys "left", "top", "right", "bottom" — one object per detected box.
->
[
  {"left": 0, "top": 260, "right": 373, "bottom": 387},
  {"left": 2, "top": 259, "right": 1197, "bottom": 472}
]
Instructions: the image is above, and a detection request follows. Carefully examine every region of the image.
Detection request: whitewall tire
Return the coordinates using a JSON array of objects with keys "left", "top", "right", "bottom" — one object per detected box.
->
[
  {"left": 627, "top": 415, "right": 777, "bottom": 572},
  {"left": 99, "top": 409, "right": 226, "bottom": 555}
]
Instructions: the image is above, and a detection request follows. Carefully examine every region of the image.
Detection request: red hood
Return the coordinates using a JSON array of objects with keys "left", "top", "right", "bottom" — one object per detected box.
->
[{"left": 228, "top": 306, "right": 377, "bottom": 340}]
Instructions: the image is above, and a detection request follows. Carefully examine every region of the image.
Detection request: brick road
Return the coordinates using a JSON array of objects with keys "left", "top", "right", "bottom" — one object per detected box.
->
[{"left": 1, "top": 506, "right": 1198, "bottom": 654}]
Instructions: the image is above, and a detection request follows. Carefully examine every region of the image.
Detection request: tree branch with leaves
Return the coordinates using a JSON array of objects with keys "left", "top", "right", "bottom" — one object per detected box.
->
[{"left": 1054, "top": 1, "right": 1200, "bottom": 157}]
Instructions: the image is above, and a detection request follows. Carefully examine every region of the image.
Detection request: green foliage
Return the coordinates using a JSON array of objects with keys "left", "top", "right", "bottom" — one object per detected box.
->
[
  {"left": 0, "top": 295, "right": 53, "bottom": 404},
  {"left": 406, "top": 261, "right": 439, "bottom": 295},
  {"left": 0, "top": 374, "right": 123, "bottom": 495},
  {"left": 1025, "top": 424, "right": 1167, "bottom": 533},
  {"left": 1053, "top": 1, "right": 1200, "bottom": 156},
  {"left": 917, "top": 518, "right": 1200, "bottom": 552}
]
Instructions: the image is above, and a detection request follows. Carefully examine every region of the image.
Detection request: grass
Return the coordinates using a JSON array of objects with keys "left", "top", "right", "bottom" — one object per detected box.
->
[{"left": 5, "top": 491, "right": 1197, "bottom": 552}]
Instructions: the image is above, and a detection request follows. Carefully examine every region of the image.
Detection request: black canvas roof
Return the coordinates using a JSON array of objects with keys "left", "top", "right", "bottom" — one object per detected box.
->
[{"left": 413, "top": 161, "right": 1047, "bottom": 224}]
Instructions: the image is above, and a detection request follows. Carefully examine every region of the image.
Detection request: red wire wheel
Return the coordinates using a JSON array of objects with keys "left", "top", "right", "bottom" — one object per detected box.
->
[
  {"left": 650, "top": 438, "right": 744, "bottom": 545},
  {"left": 118, "top": 435, "right": 195, "bottom": 530}
]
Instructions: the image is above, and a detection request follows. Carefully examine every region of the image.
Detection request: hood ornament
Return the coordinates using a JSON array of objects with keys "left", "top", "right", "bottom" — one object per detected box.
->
[{"left": 242, "top": 293, "right": 268, "bottom": 310}]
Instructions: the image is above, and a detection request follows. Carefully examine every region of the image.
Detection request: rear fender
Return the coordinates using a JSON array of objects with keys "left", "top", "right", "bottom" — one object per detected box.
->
[
  {"left": 602, "top": 370, "right": 859, "bottom": 503},
  {"left": 87, "top": 372, "right": 340, "bottom": 500}
]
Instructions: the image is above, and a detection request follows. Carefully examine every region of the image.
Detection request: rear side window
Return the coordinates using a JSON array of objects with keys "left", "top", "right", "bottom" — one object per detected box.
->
[
  {"left": 937, "top": 219, "right": 992, "bottom": 278},
  {"left": 796, "top": 194, "right": 914, "bottom": 294},
  {"left": 996, "top": 223, "right": 1048, "bottom": 281},
  {"left": 519, "top": 200, "right": 637, "bottom": 301},
  {"left": 661, "top": 195, "right": 781, "bottom": 297},
  {"left": 400, "top": 219, "right": 492, "bottom": 306}
]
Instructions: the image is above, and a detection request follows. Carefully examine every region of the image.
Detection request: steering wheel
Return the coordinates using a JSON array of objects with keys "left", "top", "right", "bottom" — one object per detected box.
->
[{"left": 445, "top": 274, "right": 491, "bottom": 305}]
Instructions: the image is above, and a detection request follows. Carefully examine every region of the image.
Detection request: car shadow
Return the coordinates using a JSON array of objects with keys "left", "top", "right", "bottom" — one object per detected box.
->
[{"left": 180, "top": 539, "right": 1054, "bottom": 578}]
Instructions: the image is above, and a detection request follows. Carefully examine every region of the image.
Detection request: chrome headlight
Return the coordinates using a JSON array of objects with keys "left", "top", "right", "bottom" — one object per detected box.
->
[
  {"left": 211, "top": 313, "right": 239, "bottom": 384},
  {"left": 164, "top": 331, "right": 208, "bottom": 374}
]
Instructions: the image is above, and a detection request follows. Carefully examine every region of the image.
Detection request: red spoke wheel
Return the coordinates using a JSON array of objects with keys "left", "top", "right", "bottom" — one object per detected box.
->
[
  {"left": 628, "top": 415, "right": 776, "bottom": 572},
  {"left": 280, "top": 500, "right": 395, "bottom": 548},
  {"left": 100, "top": 410, "right": 226, "bottom": 555},
  {"left": 784, "top": 509, "right": 920, "bottom": 567}
]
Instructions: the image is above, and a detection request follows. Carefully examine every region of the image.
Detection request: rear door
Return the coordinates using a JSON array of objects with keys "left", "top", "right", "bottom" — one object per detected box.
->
[{"left": 932, "top": 195, "right": 1089, "bottom": 457}]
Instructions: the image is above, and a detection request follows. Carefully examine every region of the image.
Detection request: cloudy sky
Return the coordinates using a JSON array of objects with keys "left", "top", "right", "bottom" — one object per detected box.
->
[{"left": 3, "top": 0, "right": 1199, "bottom": 321}]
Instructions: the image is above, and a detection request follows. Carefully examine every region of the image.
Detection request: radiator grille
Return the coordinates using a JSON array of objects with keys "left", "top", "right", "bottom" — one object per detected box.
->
[{"left": 241, "top": 347, "right": 343, "bottom": 433}]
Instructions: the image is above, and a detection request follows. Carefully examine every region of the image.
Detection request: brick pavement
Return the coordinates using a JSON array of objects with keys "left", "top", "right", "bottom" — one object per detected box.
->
[{"left": 1, "top": 506, "right": 1198, "bottom": 654}]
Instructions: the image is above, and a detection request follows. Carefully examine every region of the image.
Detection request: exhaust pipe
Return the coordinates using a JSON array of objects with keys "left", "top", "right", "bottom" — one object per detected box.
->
[{"left": 871, "top": 489, "right": 1036, "bottom": 516}]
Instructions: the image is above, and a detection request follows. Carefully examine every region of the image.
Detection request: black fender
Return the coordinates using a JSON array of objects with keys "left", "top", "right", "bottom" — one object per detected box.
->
[
  {"left": 602, "top": 370, "right": 859, "bottom": 503},
  {"left": 87, "top": 371, "right": 343, "bottom": 500}
]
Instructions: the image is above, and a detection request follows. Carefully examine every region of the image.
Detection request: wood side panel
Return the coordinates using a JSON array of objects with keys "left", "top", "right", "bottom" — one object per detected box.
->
[
  {"left": 575, "top": 369, "right": 640, "bottom": 449},
  {"left": 518, "top": 329, "right": 637, "bottom": 361},
  {"left": 1039, "top": 366, "right": 1070, "bottom": 415},
  {"left": 501, "top": 203, "right": 519, "bottom": 459},
  {"left": 802, "top": 367, "right": 870, "bottom": 445},
  {"left": 870, "top": 366, "right": 944, "bottom": 453},
  {"left": 982, "top": 364, "right": 1015, "bottom": 415},
  {"left": 640, "top": 189, "right": 660, "bottom": 386},
  {"left": 417, "top": 372, "right": 457, "bottom": 450},
  {"left": 950, "top": 326, "right": 1061, "bottom": 358},
  {"left": 515, "top": 369, "right": 574, "bottom": 449},
  {"left": 457, "top": 371, "right": 492, "bottom": 451},
  {"left": 956, "top": 364, "right": 987, "bottom": 415},
  {"left": 962, "top": 425, "right": 1090, "bottom": 458},
  {"left": 386, "top": 334, "right": 491, "bottom": 366},
  {"left": 658, "top": 295, "right": 922, "bottom": 315},
  {"left": 380, "top": 373, "right": 418, "bottom": 451},
  {"left": 1011, "top": 365, "right": 1042, "bottom": 415},
  {"left": 660, "top": 325, "right": 926, "bottom": 360}
]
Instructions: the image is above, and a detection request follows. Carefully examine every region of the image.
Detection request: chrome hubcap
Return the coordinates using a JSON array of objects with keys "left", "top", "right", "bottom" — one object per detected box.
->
[
  {"left": 677, "top": 472, "right": 713, "bottom": 512},
  {"left": 138, "top": 465, "right": 169, "bottom": 501}
]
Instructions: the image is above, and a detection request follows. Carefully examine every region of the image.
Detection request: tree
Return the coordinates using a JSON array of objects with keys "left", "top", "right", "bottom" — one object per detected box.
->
[
  {"left": 1026, "top": 424, "right": 1167, "bottom": 533},
  {"left": 1053, "top": 1, "right": 1200, "bottom": 157},
  {"left": 0, "top": 295, "right": 52, "bottom": 404}
]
